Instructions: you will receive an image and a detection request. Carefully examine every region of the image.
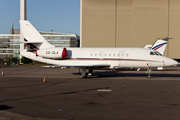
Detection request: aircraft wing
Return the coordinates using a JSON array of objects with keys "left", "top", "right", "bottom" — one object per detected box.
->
[{"left": 42, "top": 64, "right": 110, "bottom": 69}]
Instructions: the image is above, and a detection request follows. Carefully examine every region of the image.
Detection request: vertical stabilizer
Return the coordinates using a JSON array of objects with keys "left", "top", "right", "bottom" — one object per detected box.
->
[
  {"left": 151, "top": 37, "right": 172, "bottom": 55},
  {"left": 20, "top": 20, "right": 55, "bottom": 49}
]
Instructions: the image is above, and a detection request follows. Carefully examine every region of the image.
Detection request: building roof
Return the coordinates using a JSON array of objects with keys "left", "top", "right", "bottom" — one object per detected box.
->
[{"left": 39, "top": 31, "right": 76, "bottom": 35}]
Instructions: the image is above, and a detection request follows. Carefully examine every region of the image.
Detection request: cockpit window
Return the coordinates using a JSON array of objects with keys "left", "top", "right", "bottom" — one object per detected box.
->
[
  {"left": 150, "top": 51, "right": 162, "bottom": 56},
  {"left": 154, "top": 52, "right": 159, "bottom": 55},
  {"left": 150, "top": 52, "right": 155, "bottom": 55},
  {"left": 155, "top": 51, "right": 162, "bottom": 56}
]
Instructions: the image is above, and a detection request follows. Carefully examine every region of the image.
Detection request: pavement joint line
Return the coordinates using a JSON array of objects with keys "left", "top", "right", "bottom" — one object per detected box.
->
[
  {"left": 97, "top": 89, "right": 112, "bottom": 92},
  {"left": 0, "top": 68, "right": 62, "bottom": 77}
]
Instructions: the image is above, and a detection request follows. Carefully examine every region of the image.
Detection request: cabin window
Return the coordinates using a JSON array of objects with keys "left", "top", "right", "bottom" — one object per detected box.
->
[
  {"left": 91, "top": 53, "right": 93, "bottom": 57},
  {"left": 104, "top": 54, "right": 107, "bottom": 57},
  {"left": 150, "top": 52, "right": 155, "bottom": 55},
  {"left": 118, "top": 54, "right": 120, "bottom": 57},
  {"left": 122, "top": 54, "right": 124, "bottom": 57},
  {"left": 113, "top": 54, "right": 116, "bottom": 57},
  {"left": 126, "top": 54, "right": 129, "bottom": 57},
  {"left": 109, "top": 54, "right": 112, "bottom": 57},
  {"left": 95, "top": 54, "right": 98, "bottom": 57}
]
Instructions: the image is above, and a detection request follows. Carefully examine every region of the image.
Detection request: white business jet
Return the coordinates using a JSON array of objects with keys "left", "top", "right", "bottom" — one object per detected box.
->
[{"left": 19, "top": 20, "right": 178, "bottom": 78}]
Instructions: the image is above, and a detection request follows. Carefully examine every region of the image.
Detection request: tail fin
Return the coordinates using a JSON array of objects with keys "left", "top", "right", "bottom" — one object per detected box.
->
[
  {"left": 151, "top": 37, "right": 172, "bottom": 55},
  {"left": 20, "top": 20, "right": 55, "bottom": 50}
]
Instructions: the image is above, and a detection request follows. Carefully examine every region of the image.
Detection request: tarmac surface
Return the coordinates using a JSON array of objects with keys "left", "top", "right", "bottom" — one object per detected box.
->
[{"left": 1, "top": 65, "right": 180, "bottom": 120}]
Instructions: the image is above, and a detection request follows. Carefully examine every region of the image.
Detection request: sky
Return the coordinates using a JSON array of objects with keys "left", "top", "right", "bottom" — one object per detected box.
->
[{"left": 0, "top": 0, "right": 80, "bottom": 35}]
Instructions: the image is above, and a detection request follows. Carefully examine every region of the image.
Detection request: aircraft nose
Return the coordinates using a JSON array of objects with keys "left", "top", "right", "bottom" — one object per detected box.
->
[
  {"left": 173, "top": 60, "right": 178, "bottom": 67},
  {"left": 164, "top": 58, "right": 178, "bottom": 67}
]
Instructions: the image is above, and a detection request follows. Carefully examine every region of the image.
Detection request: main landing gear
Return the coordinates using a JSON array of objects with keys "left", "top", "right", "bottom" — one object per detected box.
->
[{"left": 81, "top": 68, "right": 93, "bottom": 78}]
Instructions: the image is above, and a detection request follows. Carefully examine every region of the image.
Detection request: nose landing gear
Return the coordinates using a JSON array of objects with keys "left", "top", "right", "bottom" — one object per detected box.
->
[
  {"left": 146, "top": 68, "right": 151, "bottom": 78},
  {"left": 146, "top": 63, "right": 151, "bottom": 78}
]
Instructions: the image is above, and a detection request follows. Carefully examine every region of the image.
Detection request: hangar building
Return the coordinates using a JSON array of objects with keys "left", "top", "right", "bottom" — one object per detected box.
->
[{"left": 80, "top": 0, "right": 180, "bottom": 59}]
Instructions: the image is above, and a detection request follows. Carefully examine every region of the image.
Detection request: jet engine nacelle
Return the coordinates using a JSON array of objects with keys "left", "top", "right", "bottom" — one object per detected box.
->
[{"left": 36, "top": 48, "right": 67, "bottom": 59}]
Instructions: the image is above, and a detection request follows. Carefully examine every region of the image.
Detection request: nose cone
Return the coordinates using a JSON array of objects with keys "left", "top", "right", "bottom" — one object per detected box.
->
[{"left": 164, "top": 58, "right": 178, "bottom": 67}]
